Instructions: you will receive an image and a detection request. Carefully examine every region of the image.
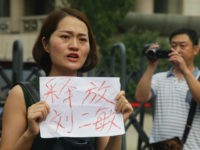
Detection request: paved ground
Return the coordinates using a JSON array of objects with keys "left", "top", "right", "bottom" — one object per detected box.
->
[{"left": 125, "top": 112, "right": 152, "bottom": 150}]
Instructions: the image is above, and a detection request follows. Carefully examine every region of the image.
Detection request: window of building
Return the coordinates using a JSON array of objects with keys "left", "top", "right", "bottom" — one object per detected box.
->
[
  {"left": 0, "top": 0, "right": 10, "bottom": 17},
  {"left": 154, "top": 0, "right": 167, "bottom": 13},
  {"left": 154, "top": 0, "right": 182, "bottom": 14},
  {"left": 24, "top": 0, "right": 54, "bottom": 16}
]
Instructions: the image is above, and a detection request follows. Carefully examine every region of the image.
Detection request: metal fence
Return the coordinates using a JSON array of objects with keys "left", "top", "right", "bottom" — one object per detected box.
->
[{"left": 0, "top": 40, "right": 151, "bottom": 150}]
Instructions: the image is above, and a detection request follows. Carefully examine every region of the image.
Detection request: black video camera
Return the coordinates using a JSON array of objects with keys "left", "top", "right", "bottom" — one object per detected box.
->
[
  {"left": 145, "top": 48, "right": 171, "bottom": 60},
  {"left": 143, "top": 44, "right": 171, "bottom": 60}
]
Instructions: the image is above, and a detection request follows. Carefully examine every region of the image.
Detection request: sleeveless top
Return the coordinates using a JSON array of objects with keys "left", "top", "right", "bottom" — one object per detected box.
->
[{"left": 18, "top": 78, "right": 96, "bottom": 150}]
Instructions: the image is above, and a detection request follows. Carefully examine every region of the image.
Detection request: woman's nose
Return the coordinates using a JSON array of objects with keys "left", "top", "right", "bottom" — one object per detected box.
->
[{"left": 69, "top": 38, "right": 78, "bottom": 49}]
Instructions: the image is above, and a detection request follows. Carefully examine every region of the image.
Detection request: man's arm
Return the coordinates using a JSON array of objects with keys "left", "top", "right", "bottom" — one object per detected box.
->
[
  {"left": 183, "top": 69, "right": 200, "bottom": 103},
  {"left": 135, "top": 64, "right": 157, "bottom": 103}
]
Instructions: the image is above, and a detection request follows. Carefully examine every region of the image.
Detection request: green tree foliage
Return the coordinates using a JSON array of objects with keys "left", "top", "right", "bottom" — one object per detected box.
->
[
  {"left": 61, "top": 0, "right": 134, "bottom": 75},
  {"left": 119, "top": 27, "right": 173, "bottom": 100},
  {"left": 67, "top": 0, "right": 134, "bottom": 46},
  {"left": 60, "top": 0, "right": 173, "bottom": 101}
]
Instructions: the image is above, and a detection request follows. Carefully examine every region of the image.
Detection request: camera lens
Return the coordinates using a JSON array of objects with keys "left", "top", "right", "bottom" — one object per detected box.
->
[
  {"left": 145, "top": 48, "right": 171, "bottom": 60},
  {"left": 145, "top": 48, "right": 159, "bottom": 60}
]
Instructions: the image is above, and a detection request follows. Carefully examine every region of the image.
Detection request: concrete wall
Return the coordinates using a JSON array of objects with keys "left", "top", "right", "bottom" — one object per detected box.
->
[{"left": 183, "top": 0, "right": 200, "bottom": 16}]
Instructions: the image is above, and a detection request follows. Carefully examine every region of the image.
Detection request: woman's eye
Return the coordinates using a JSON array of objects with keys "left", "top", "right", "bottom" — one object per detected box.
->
[
  {"left": 61, "top": 35, "right": 70, "bottom": 39},
  {"left": 79, "top": 38, "right": 87, "bottom": 42}
]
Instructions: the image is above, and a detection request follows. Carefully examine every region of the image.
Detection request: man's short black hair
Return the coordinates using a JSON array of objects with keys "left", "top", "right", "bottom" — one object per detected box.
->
[{"left": 169, "top": 28, "right": 199, "bottom": 45}]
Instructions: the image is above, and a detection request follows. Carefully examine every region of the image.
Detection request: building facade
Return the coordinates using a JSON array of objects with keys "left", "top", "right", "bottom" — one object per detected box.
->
[{"left": 0, "top": 0, "right": 200, "bottom": 61}]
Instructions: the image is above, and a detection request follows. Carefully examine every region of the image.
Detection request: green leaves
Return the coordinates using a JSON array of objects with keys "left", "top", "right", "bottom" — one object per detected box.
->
[{"left": 67, "top": 0, "right": 134, "bottom": 47}]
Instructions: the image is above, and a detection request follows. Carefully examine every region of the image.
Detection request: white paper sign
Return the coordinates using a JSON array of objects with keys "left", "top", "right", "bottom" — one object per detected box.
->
[{"left": 39, "top": 76, "right": 125, "bottom": 138}]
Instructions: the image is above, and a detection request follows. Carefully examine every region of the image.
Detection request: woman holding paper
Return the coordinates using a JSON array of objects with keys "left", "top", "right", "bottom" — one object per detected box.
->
[{"left": 0, "top": 7, "right": 133, "bottom": 150}]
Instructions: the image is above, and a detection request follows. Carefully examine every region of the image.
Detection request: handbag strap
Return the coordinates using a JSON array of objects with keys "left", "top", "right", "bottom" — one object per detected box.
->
[{"left": 182, "top": 76, "right": 200, "bottom": 144}]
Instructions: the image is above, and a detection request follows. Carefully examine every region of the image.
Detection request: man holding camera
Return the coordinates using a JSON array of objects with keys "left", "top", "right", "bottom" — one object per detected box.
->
[{"left": 135, "top": 28, "right": 200, "bottom": 150}]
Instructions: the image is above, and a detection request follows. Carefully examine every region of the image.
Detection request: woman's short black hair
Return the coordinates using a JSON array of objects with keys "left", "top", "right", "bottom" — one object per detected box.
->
[{"left": 32, "top": 7, "right": 98, "bottom": 75}]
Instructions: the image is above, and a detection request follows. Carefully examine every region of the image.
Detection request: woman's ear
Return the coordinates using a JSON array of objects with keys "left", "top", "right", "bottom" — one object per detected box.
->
[{"left": 42, "top": 36, "right": 49, "bottom": 53}]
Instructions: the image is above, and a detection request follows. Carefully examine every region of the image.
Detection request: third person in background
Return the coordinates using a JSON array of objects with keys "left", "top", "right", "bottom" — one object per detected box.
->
[{"left": 135, "top": 28, "right": 200, "bottom": 150}]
